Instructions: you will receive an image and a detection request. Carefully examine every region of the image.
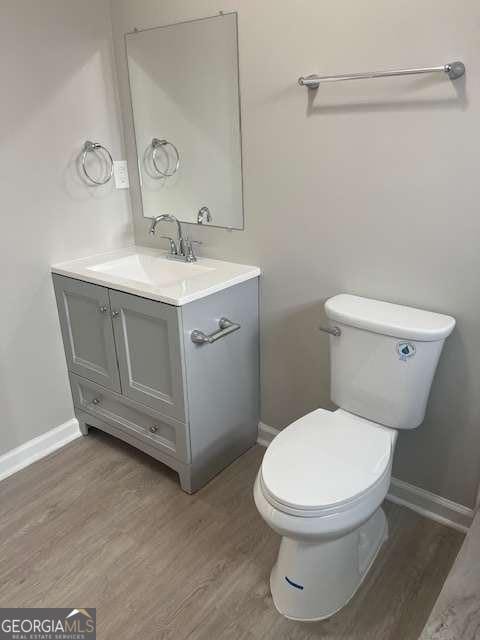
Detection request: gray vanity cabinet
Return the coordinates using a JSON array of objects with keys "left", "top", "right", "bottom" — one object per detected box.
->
[
  {"left": 53, "top": 274, "right": 259, "bottom": 493},
  {"left": 109, "top": 290, "right": 186, "bottom": 421},
  {"left": 53, "top": 275, "right": 121, "bottom": 392},
  {"left": 181, "top": 284, "right": 260, "bottom": 489}
]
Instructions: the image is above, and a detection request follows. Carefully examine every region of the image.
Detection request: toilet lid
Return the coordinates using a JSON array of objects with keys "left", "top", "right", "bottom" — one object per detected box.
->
[{"left": 261, "top": 409, "right": 394, "bottom": 512}]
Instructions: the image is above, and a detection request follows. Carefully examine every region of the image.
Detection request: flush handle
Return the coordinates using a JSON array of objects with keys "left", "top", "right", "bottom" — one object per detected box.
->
[{"left": 318, "top": 325, "right": 341, "bottom": 337}]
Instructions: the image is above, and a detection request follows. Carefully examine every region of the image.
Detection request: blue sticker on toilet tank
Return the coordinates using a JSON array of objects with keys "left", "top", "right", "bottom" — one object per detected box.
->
[{"left": 396, "top": 342, "right": 416, "bottom": 361}]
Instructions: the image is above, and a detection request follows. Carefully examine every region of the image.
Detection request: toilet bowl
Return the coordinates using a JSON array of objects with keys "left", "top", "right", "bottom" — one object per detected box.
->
[
  {"left": 254, "top": 294, "right": 455, "bottom": 621},
  {"left": 254, "top": 408, "right": 397, "bottom": 621}
]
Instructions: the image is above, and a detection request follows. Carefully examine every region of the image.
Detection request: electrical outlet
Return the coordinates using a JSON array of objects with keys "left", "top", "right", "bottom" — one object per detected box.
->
[{"left": 113, "top": 160, "right": 130, "bottom": 189}]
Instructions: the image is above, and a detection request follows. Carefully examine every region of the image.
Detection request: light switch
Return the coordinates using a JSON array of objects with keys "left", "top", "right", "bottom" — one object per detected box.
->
[{"left": 113, "top": 160, "right": 130, "bottom": 189}]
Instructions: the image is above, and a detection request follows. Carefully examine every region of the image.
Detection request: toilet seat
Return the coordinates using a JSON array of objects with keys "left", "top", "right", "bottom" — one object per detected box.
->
[{"left": 261, "top": 409, "right": 396, "bottom": 517}]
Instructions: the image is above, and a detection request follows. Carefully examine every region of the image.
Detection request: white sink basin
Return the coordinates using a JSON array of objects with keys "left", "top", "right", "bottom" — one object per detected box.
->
[
  {"left": 52, "top": 246, "right": 260, "bottom": 306},
  {"left": 88, "top": 252, "right": 213, "bottom": 287}
]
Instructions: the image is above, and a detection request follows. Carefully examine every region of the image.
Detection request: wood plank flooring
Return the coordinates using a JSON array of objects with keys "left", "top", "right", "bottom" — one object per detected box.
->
[
  {"left": 420, "top": 511, "right": 480, "bottom": 639},
  {"left": 0, "top": 430, "right": 464, "bottom": 640}
]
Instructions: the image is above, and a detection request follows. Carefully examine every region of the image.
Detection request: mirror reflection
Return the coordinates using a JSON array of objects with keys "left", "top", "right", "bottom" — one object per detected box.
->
[{"left": 125, "top": 13, "right": 244, "bottom": 229}]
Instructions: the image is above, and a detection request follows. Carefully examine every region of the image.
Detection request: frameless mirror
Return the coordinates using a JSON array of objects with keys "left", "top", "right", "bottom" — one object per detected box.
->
[{"left": 125, "top": 13, "right": 244, "bottom": 230}]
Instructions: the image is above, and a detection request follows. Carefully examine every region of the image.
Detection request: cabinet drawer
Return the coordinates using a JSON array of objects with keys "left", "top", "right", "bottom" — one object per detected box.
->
[{"left": 70, "top": 373, "right": 190, "bottom": 463}]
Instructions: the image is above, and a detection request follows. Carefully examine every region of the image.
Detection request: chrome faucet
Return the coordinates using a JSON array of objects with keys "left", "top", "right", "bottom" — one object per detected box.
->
[
  {"left": 149, "top": 214, "right": 183, "bottom": 248},
  {"left": 197, "top": 206, "right": 212, "bottom": 225},
  {"left": 149, "top": 214, "right": 201, "bottom": 262}
]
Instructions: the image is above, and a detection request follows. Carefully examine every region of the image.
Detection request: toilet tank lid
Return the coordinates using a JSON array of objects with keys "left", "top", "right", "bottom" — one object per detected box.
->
[{"left": 325, "top": 294, "right": 455, "bottom": 342}]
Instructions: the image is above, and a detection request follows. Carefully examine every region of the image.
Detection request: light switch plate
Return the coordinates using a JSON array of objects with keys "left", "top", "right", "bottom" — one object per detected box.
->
[{"left": 113, "top": 160, "right": 130, "bottom": 189}]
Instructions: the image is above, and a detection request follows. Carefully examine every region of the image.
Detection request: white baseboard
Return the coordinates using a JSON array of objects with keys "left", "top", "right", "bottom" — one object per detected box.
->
[
  {"left": 257, "top": 422, "right": 473, "bottom": 533},
  {"left": 387, "top": 478, "right": 473, "bottom": 533},
  {"left": 0, "top": 419, "right": 81, "bottom": 483}
]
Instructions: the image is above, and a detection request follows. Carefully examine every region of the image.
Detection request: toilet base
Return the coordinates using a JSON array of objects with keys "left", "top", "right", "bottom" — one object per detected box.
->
[{"left": 270, "top": 507, "right": 388, "bottom": 622}]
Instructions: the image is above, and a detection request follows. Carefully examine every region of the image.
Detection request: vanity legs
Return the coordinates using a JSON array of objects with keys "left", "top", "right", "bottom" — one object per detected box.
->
[
  {"left": 178, "top": 469, "right": 194, "bottom": 494},
  {"left": 177, "top": 466, "right": 213, "bottom": 494},
  {"left": 74, "top": 410, "right": 256, "bottom": 495},
  {"left": 78, "top": 418, "right": 89, "bottom": 436}
]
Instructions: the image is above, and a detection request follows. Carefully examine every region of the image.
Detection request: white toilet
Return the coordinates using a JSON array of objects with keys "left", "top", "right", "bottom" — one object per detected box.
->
[{"left": 254, "top": 294, "right": 455, "bottom": 622}]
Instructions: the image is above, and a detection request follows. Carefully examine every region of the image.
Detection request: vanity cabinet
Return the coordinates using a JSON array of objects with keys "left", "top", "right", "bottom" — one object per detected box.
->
[{"left": 53, "top": 273, "right": 259, "bottom": 493}]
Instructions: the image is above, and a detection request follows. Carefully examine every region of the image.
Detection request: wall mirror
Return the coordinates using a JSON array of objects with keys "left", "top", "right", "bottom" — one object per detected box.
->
[{"left": 125, "top": 13, "right": 244, "bottom": 230}]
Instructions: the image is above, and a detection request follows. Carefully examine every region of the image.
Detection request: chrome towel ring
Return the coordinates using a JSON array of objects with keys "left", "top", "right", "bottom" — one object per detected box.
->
[
  {"left": 151, "top": 138, "right": 180, "bottom": 177},
  {"left": 81, "top": 140, "right": 114, "bottom": 186}
]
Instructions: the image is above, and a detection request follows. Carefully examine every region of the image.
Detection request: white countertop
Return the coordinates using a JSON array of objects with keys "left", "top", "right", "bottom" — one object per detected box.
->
[{"left": 51, "top": 246, "right": 260, "bottom": 306}]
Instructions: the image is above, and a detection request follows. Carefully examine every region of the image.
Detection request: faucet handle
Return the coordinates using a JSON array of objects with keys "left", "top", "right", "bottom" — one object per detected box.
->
[
  {"left": 158, "top": 235, "right": 178, "bottom": 255},
  {"left": 184, "top": 238, "right": 202, "bottom": 262}
]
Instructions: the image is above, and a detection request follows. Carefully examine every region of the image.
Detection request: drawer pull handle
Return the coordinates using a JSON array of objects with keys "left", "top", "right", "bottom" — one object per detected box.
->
[
  {"left": 150, "top": 425, "right": 159, "bottom": 433},
  {"left": 99, "top": 306, "right": 108, "bottom": 314},
  {"left": 191, "top": 317, "right": 240, "bottom": 345},
  {"left": 91, "top": 397, "right": 101, "bottom": 405},
  {"left": 112, "top": 310, "right": 120, "bottom": 318}
]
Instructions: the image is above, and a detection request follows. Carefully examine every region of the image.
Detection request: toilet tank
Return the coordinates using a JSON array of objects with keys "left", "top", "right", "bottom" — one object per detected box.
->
[{"left": 325, "top": 294, "right": 455, "bottom": 430}]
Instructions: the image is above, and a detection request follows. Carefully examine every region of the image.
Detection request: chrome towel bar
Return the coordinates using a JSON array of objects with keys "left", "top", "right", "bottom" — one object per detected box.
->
[
  {"left": 299, "top": 61, "right": 465, "bottom": 89},
  {"left": 191, "top": 317, "right": 241, "bottom": 345}
]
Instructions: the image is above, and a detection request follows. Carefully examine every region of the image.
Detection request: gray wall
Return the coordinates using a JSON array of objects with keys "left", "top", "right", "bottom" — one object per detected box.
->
[
  {"left": 111, "top": 0, "right": 480, "bottom": 509},
  {"left": 0, "top": 1, "right": 133, "bottom": 455}
]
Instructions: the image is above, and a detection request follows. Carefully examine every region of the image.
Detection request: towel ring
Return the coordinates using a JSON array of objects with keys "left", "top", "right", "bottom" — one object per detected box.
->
[
  {"left": 81, "top": 141, "right": 114, "bottom": 185},
  {"left": 151, "top": 138, "right": 180, "bottom": 177}
]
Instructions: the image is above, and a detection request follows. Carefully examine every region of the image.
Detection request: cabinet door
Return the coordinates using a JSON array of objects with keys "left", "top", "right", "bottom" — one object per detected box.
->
[
  {"left": 109, "top": 290, "right": 186, "bottom": 420},
  {"left": 53, "top": 275, "right": 121, "bottom": 392}
]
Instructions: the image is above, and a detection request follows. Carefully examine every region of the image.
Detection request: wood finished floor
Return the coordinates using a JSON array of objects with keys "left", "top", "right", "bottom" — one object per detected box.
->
[{"left": 0, "top": 430, "right": 464, "bottom": 640}]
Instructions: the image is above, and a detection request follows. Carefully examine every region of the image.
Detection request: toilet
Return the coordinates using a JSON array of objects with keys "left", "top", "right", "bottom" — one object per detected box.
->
[{"left": 254, "top": 294, "right": 455, "bottom": 622}]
